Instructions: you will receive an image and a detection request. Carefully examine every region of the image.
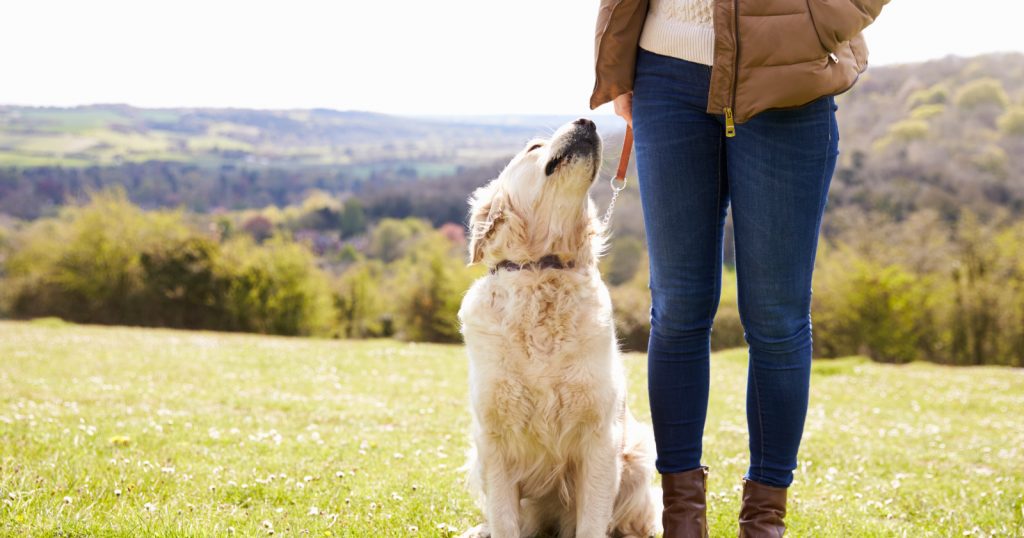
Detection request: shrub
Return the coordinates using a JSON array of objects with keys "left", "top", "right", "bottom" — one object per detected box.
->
[
  {"left": 334, "top": 260, "right": 387, "bottom": 338},
  {"left": 610, "top": 282, "right": 651, "bottom": 353},
  {"left": 955, "top": 78, "right": 1009, "bottom": 110},
  {"left": 601, "top": 236, "right": 644, "bottom": 286},
  {"left": 3, "top": 190, "right": 339, "bottom": 337},
  {"left": 4, "top": 190, "right": 189, "bottom": 323},
  {"left": 909, "top": 104, "right": 946, "bottom": 121},
  {"left": 887, "top": 119, "right": 930, "bottom": 141},
  {"left": 139, "top": 236, "right": 228, "bottom": 329},
  {"left": 610, "top": 263, "right": 746, "bottom": 353},
  {"left": 390, "top": 233, "right": 476, "bottom": 343},
  {"left": 906, "top": 84, "right": 949, "bottom": 109},
  {"left": 340, "top": 198, "right": 368, "bottom": 238},
  {"left": 942, "top": 212, "right": 1020, "bottom": 366},
  {"left": 711, "top": 268, "right": 745, "bottom": 351},
  {"left": 812, "top": 246, "right": 935, "bottom": 363},
  {"left": 368, "top": 218, "right": 433, "bottom": 262},
  {"left": 997, "top": 106, "right": 1024, "bottom": 136},
  {"left": 219, "top": 236, "right": 337, "bottom": 336}
]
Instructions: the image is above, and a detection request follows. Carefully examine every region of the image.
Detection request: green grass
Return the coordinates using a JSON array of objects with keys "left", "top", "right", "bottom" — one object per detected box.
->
[
  {"left": 13, "top": 109, "right": 133, "bottom": 134},
  {"left": 0, "top": 321, "right": 1021, "bottom": 537},
  {"left": 0, "top": 152, "right": 93, "bottom": 168}
]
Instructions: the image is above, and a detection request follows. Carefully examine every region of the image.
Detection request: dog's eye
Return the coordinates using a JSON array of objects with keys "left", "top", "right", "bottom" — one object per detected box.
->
[{"left": 527, "top": 143, "right": 543, "bottom": 153}]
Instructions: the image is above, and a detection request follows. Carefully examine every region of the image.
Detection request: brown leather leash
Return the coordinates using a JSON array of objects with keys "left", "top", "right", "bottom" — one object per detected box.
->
[
  {"left": 615, "top": 124, "right": 633, "bottom": 182},
  {"left": 601, "top": 124, "right": 633, "bottom": 228}
]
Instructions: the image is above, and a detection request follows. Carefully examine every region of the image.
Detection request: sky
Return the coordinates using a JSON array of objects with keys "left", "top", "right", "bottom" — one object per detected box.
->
[{"left": 2, "top": 0, "right": 1022, "bottom": 116}]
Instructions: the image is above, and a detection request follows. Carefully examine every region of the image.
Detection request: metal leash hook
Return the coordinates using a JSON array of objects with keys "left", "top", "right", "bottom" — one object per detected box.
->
[{"left": 602, "top": 125, "right": 633, "bottom": 229}]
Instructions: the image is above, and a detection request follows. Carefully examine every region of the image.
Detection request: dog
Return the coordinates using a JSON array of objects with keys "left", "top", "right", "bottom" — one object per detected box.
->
[{"left": 457, "top": 118, "right": 660, "bottom": 538}]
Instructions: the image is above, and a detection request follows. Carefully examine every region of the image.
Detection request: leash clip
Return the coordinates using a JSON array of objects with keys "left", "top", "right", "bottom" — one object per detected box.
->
[{"left": 601, "top": 125, "right": 633, "bottom": 229}]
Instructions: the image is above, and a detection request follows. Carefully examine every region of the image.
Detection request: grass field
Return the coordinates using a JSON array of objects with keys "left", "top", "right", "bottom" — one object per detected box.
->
[{"left": 1, "top": 320, "right": 1022, "bottom": 537}]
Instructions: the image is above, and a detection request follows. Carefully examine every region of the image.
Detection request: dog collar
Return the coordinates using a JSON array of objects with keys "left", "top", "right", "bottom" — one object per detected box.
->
[{"left": 489, "top": 254, "right": 575, "bottom": 275}]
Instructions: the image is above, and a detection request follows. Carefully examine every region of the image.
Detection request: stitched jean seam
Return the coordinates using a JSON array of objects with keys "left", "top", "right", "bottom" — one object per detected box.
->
[
  {"left": 709, "top": 134, "right": 724, "bottom": 327},
  {"left": 753, "top": 360, "right": 766, "bottom": 479}
]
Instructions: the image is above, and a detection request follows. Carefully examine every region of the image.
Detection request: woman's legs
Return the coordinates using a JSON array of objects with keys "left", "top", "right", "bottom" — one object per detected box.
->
[
  {"left": 632, "top": 49, "right": 727, "bottom": 475},
  {"left": 633, "top": 47, "right": 840, "bottom": 490},
  {"left": 726, "top": 97, "right": 840, "bottom": 488}
]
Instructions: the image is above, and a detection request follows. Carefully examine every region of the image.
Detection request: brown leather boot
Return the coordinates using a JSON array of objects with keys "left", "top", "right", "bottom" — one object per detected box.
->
[
  {"left": 661, "top": 466, "right": 709, "bottom": 538},
  {"left": 738, "top": 479, "right": 787, "bottom": 537}
]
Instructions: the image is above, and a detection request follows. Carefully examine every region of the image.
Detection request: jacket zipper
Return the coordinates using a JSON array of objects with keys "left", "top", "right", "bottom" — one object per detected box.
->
[{"left": 724, "top": 0, "right": 739, "bottom": 138}]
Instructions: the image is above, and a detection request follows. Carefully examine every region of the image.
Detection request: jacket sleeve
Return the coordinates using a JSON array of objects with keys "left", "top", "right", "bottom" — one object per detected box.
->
[
  {"left": 590, "top": 0, "right": 649, "bottom": 110},
  {"left": 807, "top": 0, "right": 889, "bottom": 53}
]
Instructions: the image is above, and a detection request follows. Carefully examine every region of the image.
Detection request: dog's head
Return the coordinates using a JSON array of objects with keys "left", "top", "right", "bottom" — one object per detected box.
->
[{"left": 467, "top": 118, "right": 606, "bottom": 268}]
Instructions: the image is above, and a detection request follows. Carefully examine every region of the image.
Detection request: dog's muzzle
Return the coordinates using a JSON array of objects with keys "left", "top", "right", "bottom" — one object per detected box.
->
[{"left": 545, "top": 118, "right": 601, "bottom": 178}]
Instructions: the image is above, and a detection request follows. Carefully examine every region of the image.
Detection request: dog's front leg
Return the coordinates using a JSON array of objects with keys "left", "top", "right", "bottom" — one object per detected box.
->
[
  {"left": 575, "top": 433, "right": 620, "bottom": 538},
  {"left": 482, "top": 448, "right": 520, "bottom": 538}
]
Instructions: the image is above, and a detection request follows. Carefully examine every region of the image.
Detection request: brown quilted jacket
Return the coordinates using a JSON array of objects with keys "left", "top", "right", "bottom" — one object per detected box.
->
[{"left": 590, "top": 0, "right": 888, "bottom": 133}]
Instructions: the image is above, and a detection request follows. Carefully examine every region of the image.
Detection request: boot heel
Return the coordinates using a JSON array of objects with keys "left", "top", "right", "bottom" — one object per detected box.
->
[
  {"left": 738, "top": 478, "right": 787, "bottom": 537},
  {"left": 661, "top": 466, "right": 709, "bottom": 538}
]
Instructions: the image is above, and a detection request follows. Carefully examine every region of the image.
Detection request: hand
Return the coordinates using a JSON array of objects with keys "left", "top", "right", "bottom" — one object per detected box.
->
[{"left": 613, "top": 92, "right": 633, "bottom": 128}]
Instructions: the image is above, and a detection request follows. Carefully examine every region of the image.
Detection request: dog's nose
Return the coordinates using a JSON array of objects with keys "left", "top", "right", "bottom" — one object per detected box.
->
[{"left": 573, "top": 117, "right": 596, "bottom": 132}]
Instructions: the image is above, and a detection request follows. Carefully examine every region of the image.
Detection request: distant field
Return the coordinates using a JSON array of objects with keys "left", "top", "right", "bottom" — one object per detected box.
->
[
  {"left": 0, "top": 321, "right": 1021, "bottom": 536},
  {"left": 0, "top": 106, "right": 551, "bottom": 169}
]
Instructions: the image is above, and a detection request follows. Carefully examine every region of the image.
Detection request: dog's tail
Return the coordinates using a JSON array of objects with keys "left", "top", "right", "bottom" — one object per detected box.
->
[{"left": 611, "top": 417, "right": 663, "bottom": 537}]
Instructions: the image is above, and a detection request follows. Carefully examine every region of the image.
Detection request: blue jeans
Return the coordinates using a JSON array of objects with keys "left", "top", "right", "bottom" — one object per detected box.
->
[{"left": 632, "top": 48, "right": 839, "bottom": 488}]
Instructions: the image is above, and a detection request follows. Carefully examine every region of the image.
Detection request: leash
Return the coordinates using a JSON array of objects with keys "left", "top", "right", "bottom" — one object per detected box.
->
[{"left": 601, "top": 125, "right": 632, "bottom": 229}]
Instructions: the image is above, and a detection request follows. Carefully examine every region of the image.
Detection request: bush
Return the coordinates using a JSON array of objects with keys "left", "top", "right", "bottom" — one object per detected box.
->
[
  {"left": 942, "top": 212, "right": 1022, "bottom": 366},
  {"left": 997, "top": 106, "right": 1024, "bottom": 136},
  {"left": 140, "top": 237, "right": 228, "bottom": 329},
  {"left": 3, "top": 190, "right": 338, "bottom": 337},
  {"left": 909, "top": 104, "right": 946, "bottom": 121},
  {"left": 887, "top": 119, "right": 931, "bottom": 141},
  {"left": 601, "top": 236, "right": 644, "bottom": 286},
  {"left": 334, "top": 260, "right": 387, "bottom": 338},
  {"left": 812, "top": 246, "right": 936, "bottom": 363},
  {"left": 390, "top": 233, "right": 477, "bottom": 343},
  {"left": 711, "top": 268, "right": 745, "bottom": 351},
  {"left": 955, "top": 78, "right": 1009, "bottom": 110},
  {"left": 610, "top": 263, "right": 746, "bottom": 353},
  {"left": 4, "top": 190, "right": 189, "bottom": 323},
  {"left": 610, "top": 282, "right": 651, "bottom": 353},
  {"left": 906, "top": 84, "right": 949, "bottom": 109},
  {"left": 219, "top": 236, "right": 337, "bottom": 336},
  {"left": 368, "top": 218, "right": 433, "bottom": 262}
]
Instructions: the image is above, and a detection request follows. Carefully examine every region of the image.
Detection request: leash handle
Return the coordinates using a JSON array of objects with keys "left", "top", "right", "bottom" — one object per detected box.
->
[{"left": 615, "top": 125, "right": 633, "bottom": 182}]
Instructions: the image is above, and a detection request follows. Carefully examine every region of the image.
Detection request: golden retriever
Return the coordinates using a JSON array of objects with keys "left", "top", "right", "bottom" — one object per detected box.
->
[{"left": 458, "top": 118, "right": 660, "bottom": 538}]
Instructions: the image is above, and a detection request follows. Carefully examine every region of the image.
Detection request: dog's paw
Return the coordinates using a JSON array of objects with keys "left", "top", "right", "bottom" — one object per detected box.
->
[{"left": 457, "top": 524, "right": 490, "bottom": 538}]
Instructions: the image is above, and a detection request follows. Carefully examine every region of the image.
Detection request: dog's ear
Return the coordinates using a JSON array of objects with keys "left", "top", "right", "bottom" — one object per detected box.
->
[{"left": 467, "top": 182, "right": 506, "bottom": 266}]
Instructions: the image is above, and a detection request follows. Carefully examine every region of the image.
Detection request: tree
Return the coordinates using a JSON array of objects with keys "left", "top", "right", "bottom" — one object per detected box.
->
[{"left": 340, "top": 198, "right": 367, "bottom": 238}]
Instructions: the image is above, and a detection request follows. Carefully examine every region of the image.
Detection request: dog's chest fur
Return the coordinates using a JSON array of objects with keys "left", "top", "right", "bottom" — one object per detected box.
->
[{"left": 459, "top": 269, "right": 621, "bottom": 449}]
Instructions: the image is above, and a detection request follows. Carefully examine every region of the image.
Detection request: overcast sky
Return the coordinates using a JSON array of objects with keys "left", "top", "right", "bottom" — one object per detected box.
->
[{"left": 2, "top": 0, "right": 1022, "bottom": 116}]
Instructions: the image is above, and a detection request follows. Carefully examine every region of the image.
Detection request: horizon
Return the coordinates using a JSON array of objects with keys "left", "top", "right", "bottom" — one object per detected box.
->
[
  {"left": 2, "top": 48, "right": 1019, "bottom": 120},
  {"left": 2, "top": 0, "right": 1023, "bottom": 117}
]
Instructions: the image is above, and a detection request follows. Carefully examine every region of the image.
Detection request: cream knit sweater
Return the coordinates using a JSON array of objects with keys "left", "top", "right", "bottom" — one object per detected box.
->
[{"left": 638, "top": 0, "right": 716, "bottom": 66}]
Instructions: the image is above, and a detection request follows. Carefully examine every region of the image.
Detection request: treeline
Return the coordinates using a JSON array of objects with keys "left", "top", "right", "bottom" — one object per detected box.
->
[
  {"left": 0, "top": 160, "right": 506, "bottom": 223},
  {"left": 0, "top": 191, "right": 480, "bottom": 342},
  {"left": 3, "top": 189, "right": 1020, "bottom": 366}
]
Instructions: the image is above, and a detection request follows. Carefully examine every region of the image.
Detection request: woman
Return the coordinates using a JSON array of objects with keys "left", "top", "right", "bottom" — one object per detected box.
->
[{"left": 590, "top": 0, "right": 887, "bottom": 536}]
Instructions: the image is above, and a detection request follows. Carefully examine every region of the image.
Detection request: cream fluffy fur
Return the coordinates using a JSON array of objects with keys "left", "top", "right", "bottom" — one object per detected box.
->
[{"left": 458, "top": 120, "right": 661, "bottom": 538}]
